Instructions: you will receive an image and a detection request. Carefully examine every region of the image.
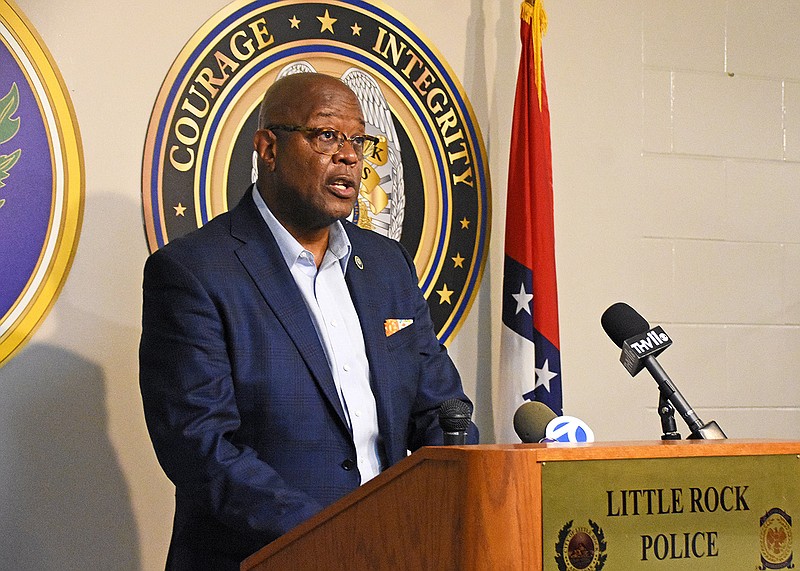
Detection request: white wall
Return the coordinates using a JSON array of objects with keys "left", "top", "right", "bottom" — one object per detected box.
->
[{"left": 0, "top": 1, "right": 797, "bottom": 569}]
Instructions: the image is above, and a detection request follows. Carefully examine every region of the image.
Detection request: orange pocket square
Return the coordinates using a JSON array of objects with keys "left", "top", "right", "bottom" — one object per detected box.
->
[{"left": 384, "top": 318, "right": 413, "bottom": 337}]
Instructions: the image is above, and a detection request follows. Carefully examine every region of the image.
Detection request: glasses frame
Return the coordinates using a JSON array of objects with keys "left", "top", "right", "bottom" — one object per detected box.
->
[{"left": 264, "top": 124, "right": 381, "bottom": 158}]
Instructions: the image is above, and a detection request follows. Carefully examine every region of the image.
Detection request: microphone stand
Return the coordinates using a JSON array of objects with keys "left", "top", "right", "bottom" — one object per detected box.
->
[{"left": 645, "top": 356, "right": 727, "bottom": 440}]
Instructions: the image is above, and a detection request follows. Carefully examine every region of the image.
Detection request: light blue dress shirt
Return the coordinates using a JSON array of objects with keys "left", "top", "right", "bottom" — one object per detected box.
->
[{"left": 252, "top": 186, "right": 382, "bottom": 483}]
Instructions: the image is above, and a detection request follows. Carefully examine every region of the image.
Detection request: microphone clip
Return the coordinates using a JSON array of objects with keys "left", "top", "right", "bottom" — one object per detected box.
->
[{"left": 658, "top": 390, "right": 681, "bottom": 440}]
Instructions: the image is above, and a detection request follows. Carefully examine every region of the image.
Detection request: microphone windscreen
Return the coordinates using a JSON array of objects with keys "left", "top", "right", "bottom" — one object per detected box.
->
[
  {"left": 513, "top": 401, "right": 558, "bottom": 443},
  {"left": 438, "top": 399, "right": 472, "bottom": 432},
  {"left": 601, "top": 302, "right": 650, "bottom": 348}
]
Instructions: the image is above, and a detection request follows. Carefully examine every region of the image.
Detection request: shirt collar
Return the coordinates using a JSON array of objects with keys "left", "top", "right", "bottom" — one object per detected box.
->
[{"left": 252, "top": 185, "right": 352, "bottom": 273}]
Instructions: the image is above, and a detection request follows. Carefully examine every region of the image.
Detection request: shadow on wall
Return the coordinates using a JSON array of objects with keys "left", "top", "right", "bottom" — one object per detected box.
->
[
  {"left": 0, "top": 343, "right": 140, "bottom": 570},
  {"left": 461, "top": 0, "right": 496, "bottom": 443}
]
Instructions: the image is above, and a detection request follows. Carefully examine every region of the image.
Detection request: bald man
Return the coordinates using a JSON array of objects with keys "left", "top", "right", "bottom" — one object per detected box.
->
[{"left": 139, "top": 73, "right": 478, "bottom": 570}]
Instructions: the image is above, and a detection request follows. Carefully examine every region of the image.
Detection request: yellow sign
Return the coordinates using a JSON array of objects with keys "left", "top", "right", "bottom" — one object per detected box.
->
[{"left": 542, "top": 455, "right": 800, "bottom": 570}]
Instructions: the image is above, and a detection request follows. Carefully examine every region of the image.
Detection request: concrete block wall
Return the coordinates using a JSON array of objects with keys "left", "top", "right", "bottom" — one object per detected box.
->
[
  {"left": 637, "top": 1, "right": 800, "bottom": 436},
  {"left": 533, "top": 0, "right": 800, "bottom": 440}
]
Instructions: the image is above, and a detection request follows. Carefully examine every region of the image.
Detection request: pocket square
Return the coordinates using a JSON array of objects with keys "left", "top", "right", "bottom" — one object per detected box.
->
[{"left": 384, "top": 318, "right": 413, "bottom": 337}]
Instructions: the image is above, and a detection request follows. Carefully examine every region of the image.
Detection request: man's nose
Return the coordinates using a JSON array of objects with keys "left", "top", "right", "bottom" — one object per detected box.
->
[{"left": 332, "top": 139, "right": 360, "bottom": 165}]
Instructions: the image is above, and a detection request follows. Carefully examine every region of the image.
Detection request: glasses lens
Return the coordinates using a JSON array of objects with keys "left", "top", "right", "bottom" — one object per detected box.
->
[
  {"left": 312, "top": 129, "right": 340, "bottom": 154},
  {"left": 307, "top": 128, "right": 368, "bottom": 158},
  {"left": 349, "top": 136, "right": 365, "bottom": 155}
]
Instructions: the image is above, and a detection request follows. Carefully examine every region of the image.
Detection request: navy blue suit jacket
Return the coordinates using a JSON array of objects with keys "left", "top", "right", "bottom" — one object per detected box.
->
[{"left": 139, "top": 189, "right": 477, "bottom": 570}]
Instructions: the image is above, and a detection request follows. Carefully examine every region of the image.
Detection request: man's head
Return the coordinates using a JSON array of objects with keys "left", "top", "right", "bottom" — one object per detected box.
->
[{"left": 253, "top": 73, "right": 369, "bottom": 238}]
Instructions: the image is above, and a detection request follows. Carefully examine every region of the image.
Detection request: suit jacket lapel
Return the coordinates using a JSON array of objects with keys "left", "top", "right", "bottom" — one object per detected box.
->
[
  {"left": 343, "top": 226, "right": 400, "bottom": 461},
  {"left": 229, "top": 189, "right": 350, "bottom": 432}
]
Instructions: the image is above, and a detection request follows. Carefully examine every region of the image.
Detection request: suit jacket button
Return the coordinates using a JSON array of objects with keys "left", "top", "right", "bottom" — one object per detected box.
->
[{"left": 341, "top": 459, "right": 356, "bottom": 471}]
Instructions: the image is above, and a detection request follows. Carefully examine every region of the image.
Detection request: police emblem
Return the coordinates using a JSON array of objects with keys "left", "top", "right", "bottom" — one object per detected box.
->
[
  {"left": 555, "top": 519, "right": 607, "bottom": 571},
  {"left": 759, "top": 507, "right": 794, "bottom": 570},
  {"left": 141, "top": 0, "right": 490, "bottom": 344},
  {"left": 0, "top": 1, "right": 83, "bottom": 367}
]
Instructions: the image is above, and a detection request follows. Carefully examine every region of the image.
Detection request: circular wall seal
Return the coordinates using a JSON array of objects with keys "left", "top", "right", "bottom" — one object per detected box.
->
[
  {"left": 0, "top": 1, "right": 84, "bottom": 367},
  {"left": 142, "top": 0, "right": 490, "bottom": 344}
]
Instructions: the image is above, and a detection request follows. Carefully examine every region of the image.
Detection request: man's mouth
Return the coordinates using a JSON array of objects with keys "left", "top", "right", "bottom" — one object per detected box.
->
[{"left": 328, "top": 176, "right": 357, "bottom": 197}]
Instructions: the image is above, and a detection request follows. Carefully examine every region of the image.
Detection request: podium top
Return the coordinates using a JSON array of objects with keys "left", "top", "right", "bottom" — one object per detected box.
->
[{"left": 441, "top": 439, "right": 800, "bottom": 462}]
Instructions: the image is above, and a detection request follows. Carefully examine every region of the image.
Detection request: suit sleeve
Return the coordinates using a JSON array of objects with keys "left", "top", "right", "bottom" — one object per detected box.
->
[
  {"left": 139, "top": 248, "right": 323, "bottom": 543},
  {"left": 393, "top": 243, "right": 480, "bottom": 450}
]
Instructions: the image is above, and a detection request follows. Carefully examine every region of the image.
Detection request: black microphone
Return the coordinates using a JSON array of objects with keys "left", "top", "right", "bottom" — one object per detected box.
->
[
  {"left": 513, "top": 401, "right": 557, "bottom": 443},
  {"left": 438, "top": 399, "right": 472, "bottom": 445},
  {"left": 601, "top": 302, "right": 726, "bottom": 440}
]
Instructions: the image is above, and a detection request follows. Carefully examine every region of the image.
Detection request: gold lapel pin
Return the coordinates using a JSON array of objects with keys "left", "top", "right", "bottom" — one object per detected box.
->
[{"left": 354, "top": 255, "right": 364, "bottom": 270}]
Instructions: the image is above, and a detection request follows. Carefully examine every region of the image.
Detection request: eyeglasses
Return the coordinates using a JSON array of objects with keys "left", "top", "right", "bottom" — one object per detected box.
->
[{"left": 265, "top": 124, "right": 381, "bottom": 158}]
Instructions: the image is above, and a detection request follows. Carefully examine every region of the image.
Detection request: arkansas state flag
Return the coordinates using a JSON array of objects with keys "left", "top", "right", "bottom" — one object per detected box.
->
[{"left": 497, "top": 0, "right": 562, "bottom": 442}]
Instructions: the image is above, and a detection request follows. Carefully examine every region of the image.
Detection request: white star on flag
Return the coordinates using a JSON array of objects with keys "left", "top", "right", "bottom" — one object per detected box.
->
[
  {"left": 511, "top": 282, "right": 533, "bottom": 315},
  {"left": 535, "top": 358, "right": 558, "bottom": 393}
]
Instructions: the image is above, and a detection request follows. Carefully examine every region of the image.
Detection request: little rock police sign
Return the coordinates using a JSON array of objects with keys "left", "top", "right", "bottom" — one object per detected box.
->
[{"left": 142, "top": 0, "right": 490, "bottom": 344}]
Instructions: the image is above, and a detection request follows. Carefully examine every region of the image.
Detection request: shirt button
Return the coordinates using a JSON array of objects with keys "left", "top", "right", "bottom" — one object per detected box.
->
[
  {"left": 355, "top": 410, "right": 362, "bottom": 418},
  {"left": 343, "top": 364, "right": 350, "bottom": 372},
  {"left": 330, "top": 320, "right": 337, "bottom": 328},
  {"left": 341, "top": 459, "right": 356, "bottom": 471}
]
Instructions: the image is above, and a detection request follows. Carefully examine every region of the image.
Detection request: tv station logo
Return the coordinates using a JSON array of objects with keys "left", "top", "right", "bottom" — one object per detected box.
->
[
  {"left": 620, "top": 326, "right": 672, "bottom": 376},
  {"left": 141, "top": 0, "right": 491, "bottom": 344}
]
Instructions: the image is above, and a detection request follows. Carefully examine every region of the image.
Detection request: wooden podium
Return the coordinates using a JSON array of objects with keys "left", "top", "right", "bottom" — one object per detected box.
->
[{"left": 241, "top": 441, "right": 800, "bottom": 570}]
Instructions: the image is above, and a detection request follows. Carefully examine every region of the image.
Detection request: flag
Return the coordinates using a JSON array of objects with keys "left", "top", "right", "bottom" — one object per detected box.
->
[{"left": 497, "top": 0, "right": 562, "bottom": 442}]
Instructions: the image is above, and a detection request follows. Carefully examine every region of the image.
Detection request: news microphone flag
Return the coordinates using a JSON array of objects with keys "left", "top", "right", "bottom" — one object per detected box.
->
[{"left": 497, "top": 0, "right": 562, "bottom": 442}]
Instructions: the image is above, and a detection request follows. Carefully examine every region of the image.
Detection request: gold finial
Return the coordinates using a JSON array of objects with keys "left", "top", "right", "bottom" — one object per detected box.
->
[{"left": 521, "top": 0, "right": 548, "bottom": 111}]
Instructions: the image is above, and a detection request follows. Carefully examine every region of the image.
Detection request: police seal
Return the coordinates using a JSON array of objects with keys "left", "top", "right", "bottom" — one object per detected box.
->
[
  {"left": 555, "top": 519, "right": 608, "bottom": 571},
  {"left": 142, "top": 0, "right": 490, "bottom": 344},
  {"left": 760, "top": 507, "right": 794, "bottom": 570},
  {"left": 0, "top": 1, "right": 84, "bottom": 367}
]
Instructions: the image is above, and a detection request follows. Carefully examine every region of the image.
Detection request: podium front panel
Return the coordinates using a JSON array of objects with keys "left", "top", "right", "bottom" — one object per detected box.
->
[{"left": 542, "top": 454, "right": 800, "bottom": 570}]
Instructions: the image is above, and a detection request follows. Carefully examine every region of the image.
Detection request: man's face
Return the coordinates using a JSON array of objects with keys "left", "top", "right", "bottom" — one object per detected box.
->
[{"left": 257, "top": 80, "right": 365, "bottom": 233}]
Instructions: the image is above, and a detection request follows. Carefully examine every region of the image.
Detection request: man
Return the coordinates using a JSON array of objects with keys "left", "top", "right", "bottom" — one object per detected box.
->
[{"left": 139, "top": 72, "right": 478, "bottom": 570}]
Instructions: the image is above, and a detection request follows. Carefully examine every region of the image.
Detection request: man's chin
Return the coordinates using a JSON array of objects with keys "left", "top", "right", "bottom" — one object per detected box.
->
[
  {"left": 332, "top": 199, "right": 358, "bottom": 221},
  {"left": 312, "top": 209, "right": 355, "bottom": 230},
  {"left": 291, "top": 198, "right": 358, "bottom": 230}
]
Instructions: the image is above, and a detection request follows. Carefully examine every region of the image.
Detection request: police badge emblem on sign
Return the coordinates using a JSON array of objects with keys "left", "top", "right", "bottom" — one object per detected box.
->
[
  {"left": 759, "top": 507, "right": 794, "bottom": 570},
  {"left": 141, "top": 0, "right": 490, "bottom": 345}
]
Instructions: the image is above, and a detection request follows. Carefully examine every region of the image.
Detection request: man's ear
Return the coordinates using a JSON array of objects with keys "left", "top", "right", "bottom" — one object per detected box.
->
[{"left": 254, "top": 129, "right": 277, "bottom": 171}]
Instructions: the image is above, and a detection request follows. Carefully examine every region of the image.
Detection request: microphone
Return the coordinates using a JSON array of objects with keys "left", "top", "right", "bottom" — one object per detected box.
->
[
  {"left": 601, "top": 302, "right": 726, "bottom": 440},
  {"left": 513, "top": 401, "right": 595, "bottom": 443},
  {"left": 513, "top": 401, "right": 557, "bottom": 443},
  {"left": 602, "top": 306, "right": 673, "bottom": 377},
  {"left": 438, "top": 399, "right": 472, "bottom": 445}
]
